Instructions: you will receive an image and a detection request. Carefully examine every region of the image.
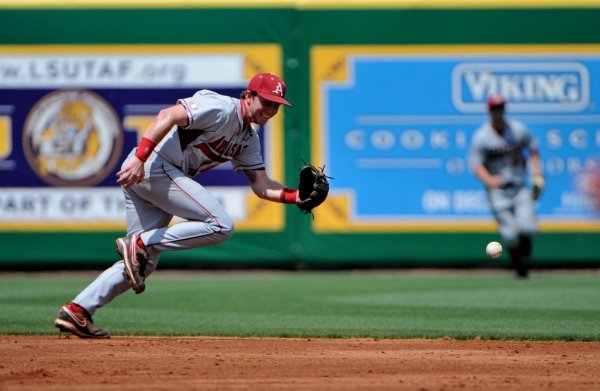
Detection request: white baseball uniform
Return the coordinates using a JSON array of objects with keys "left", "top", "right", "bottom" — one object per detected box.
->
[
  {"left": 468, "top": 118, "right": 539, "bottom": 248},
  {"left": 75, "top": 90, "right": 265, "bottom": 314}
]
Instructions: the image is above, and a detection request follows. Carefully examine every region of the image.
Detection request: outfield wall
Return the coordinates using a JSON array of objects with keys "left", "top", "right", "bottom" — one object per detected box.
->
[{"left": 1, "top": 1, "right": 599, "bottom": 268}]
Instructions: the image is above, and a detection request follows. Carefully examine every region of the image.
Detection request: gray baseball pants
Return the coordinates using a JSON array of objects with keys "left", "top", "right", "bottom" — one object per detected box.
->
[
  {"left": 488, "top": 186, "right": 537, "bottom": 248},
  {"left": 74, "top": 151, "right": 234, "bottom": 315}
]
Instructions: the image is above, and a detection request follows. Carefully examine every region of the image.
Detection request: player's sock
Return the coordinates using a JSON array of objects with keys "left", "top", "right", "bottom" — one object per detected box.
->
[
  {"left": 509, "top": 246, "right": 528, "bottom": 279},
  {"left": 519, "top": 235, "right": 532, "bottom": 257},
  {"left": 68, "top": 302, "right": 85, "bottom": 314},
  {"left": 136, "top": 236, "right": 145, "bottom": 250}
]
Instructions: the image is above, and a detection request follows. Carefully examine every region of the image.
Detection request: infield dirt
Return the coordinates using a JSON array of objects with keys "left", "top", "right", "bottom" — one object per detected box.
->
[{"left": 1, "top": 336, "right": 599, "bottom": 390}]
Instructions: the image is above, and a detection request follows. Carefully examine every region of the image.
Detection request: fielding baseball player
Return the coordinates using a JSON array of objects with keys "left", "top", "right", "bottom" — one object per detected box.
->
[
  {"left": 469, "top": 95, "right": 544, "bottom": 279},
  {"left": 54, "top": 73, "right": 329, "bottom": 338}
]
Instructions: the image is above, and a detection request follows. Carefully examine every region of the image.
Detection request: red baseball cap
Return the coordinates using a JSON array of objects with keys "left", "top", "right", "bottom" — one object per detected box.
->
[
  {"left": 487, "top": 94, "right": 506, "bottom": 109},
  {"left": 248, "top": 73, "right": 292, "bottom": 107}
]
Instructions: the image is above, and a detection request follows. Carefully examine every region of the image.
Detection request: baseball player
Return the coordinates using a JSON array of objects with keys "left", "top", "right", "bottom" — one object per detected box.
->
[
  {"left": 54, "top": 73, "right": 305, "bottom": 338},
  {"left": 469, "top": 95, "right": 544, "bottom": 279}
]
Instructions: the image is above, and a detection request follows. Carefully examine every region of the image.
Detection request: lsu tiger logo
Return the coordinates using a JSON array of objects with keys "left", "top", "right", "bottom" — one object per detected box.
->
[{"left": 23, "top": 90, "right": 123, "bottom": 186}]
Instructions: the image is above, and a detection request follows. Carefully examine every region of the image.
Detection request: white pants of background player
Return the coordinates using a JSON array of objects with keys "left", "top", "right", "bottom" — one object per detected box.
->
[
  {"left": 488, "top": 186, "right": 537, "bottom": 248},
  {"left": 73, "top": 151, "right": 234, "bottom": 316}
]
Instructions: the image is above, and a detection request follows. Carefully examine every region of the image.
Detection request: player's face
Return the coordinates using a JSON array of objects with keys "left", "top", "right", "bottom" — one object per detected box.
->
[
  {"left": 489, "top": 105, "right": 505, "bottom": 124},
  {"left": 248, "top": 95, "right": 281, "bottom": 125},
  {"left": 489, "top": 105, "right": 504, "bottom": 114}
]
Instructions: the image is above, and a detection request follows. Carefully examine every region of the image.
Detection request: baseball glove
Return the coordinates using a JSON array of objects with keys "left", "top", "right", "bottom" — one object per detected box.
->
[
  {"left": 297, "top": 164, "right": 330, "bottom": 215},
  {"left": 532, "top": 174, "right": 545, "bottom": 201}
]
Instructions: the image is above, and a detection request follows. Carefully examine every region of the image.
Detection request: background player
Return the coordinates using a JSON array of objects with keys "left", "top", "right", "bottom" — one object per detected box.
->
[
  {"left": 468, "top": 95, "right": 545, "bottom": 279},
  {"left": 54, "top": 73, "right": 304, "bottom": 338}
]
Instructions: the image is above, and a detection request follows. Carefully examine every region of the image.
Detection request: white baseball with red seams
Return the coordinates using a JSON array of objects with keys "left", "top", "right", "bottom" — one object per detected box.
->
[{"left": 486, "top": 241, "right": 503, "bottom": 259}]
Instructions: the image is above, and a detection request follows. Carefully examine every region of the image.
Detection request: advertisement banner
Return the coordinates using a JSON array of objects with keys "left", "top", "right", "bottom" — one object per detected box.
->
[
  {"left": 0, "top": 44, "right": 286, "bottom": 231},
  {"left": 311, "top": 45, "right": 600, "bottom": 232}
]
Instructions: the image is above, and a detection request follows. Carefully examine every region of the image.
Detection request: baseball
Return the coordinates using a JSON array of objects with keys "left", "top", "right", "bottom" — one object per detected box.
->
[{"left": 486, "top": 241, "right": 503, "bottom": 258}]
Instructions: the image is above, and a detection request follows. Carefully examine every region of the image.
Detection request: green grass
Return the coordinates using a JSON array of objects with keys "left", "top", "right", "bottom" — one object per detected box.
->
[{"left": 1, "top": 270, "right": 599, "bottom": 341}]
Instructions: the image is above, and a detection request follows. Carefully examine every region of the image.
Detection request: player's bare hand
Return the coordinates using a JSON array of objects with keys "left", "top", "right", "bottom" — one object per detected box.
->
[
  {"left": 487, "top": 176, "right": 504, "bottom": 189},
  {"left": 116, "top": 157, "right": 145, "bottom": 187}
]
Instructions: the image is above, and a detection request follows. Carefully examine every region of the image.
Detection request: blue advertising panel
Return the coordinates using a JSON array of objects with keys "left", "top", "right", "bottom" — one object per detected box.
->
[
  {"left": 311, "top": 46, "right": 600, "bottom": 232},
  {"left": 0, "top": 45, "right": 287, "bottom": 231}
]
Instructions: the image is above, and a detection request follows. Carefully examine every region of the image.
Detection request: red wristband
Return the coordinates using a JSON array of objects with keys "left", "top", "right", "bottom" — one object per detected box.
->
[
  {"left": 279, "top": 188, "right": 298, "bottom": 204},
  {"left": 135, "top": 137, "right": 157, "bottom": 162}
]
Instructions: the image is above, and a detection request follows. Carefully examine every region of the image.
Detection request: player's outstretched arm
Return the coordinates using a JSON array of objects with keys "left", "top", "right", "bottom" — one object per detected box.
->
[
  {"left": 244, "top": 165, "right": 330, "bottom": 214},
  {"left": 243, "top": 169, "right": 299, "bottom": 204}
]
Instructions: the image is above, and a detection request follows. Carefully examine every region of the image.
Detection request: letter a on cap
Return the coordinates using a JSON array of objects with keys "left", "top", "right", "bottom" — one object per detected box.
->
[{"left": 273, "top": 82, "right": 284, "bottom": 96}]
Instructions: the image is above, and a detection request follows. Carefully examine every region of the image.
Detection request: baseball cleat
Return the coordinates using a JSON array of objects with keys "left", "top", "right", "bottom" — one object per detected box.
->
[
  {"left": 115, "top": 234, "right": 149, "bottom": 294},
  {"left": 54, "top": 304, "right": 111, "bottom": 339}
]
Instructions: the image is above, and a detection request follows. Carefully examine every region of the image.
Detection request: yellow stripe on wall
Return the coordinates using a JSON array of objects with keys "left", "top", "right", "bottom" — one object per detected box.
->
[{"left": 1, "top": 0, "right": 600, "bottom": 9}]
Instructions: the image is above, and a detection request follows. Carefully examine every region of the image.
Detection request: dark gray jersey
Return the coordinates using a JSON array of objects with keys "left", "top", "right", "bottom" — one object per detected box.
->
[{"left": 469, "top": 119, "right": 538, "bottom": 187}]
